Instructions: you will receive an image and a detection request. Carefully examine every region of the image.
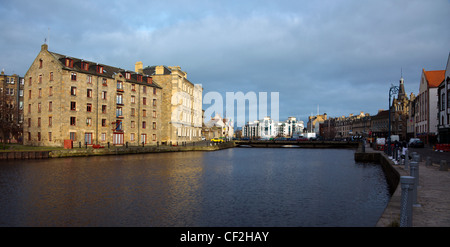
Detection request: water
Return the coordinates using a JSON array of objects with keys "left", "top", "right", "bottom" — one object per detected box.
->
[{"left": 0, "top": 148, "right": 390, "bottom": 227}]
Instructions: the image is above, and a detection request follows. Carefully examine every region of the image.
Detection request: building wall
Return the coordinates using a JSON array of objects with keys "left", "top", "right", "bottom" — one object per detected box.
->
[{"left": 24, "top": 44, "right": 162, "bottom": 147}]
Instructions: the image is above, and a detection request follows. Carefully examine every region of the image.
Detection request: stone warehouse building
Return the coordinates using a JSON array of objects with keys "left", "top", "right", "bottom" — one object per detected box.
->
[
  {"left": 0, "top": 71, "right": 24, "bottom": 143},
  {"left": 24, "top": 44, "right": 162, "bottom": 147}
]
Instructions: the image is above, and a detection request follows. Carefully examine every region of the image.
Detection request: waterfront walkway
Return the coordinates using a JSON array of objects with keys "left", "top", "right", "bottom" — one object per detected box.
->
[{"left": 375, "top": 146, "right": 450, "bottom": 227}]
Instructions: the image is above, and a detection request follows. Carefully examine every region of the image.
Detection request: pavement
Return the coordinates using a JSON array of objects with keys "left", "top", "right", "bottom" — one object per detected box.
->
[{"left": 374, "top": 145, "right": 450, "bottom": 227}]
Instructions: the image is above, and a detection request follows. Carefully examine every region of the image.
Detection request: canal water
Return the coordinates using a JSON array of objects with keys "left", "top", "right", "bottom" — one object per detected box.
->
[{"left": 0, "top": 148, "right": 390, "bottom": 227}]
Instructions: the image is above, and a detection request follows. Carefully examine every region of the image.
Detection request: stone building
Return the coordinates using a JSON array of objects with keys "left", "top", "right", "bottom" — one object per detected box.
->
[
  {"left": 141, "top": 65, "right": 203, "bottom": 144},
  {"left": 0, "top": 71, "right": 24, "bottom": 143},
  {"left": 23, "top": 44, "right": 162, "bottom": 147},
  {"left": 390, "top": 77, "right": 411, "bottom": 140}
]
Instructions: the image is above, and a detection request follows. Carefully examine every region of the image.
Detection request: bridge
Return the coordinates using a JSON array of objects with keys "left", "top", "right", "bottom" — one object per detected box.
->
[{"left": 234, "top": 140, "right": 359, "bottom": 149}]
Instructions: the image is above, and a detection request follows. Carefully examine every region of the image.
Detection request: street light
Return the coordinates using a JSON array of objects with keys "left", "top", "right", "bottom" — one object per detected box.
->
[{"left": 388, "top": 84, "right": 399, "bottom": 156}]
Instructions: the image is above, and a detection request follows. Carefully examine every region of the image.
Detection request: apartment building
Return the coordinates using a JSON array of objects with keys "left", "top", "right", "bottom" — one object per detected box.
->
[
  {"left": 24, "top": 44, "right": 162, "bottom": 147},
  {"left": 437, "top": 53, "right": 450, "bottom": 143},
  {"left": 0, "top": 71, "right": 24, "bottom": 143},
  {"left": 141, "top": 64, "right": 203, "bottom": 144},
  {"left": 415, "top": 68, "right": 445, "bottom": 144}
]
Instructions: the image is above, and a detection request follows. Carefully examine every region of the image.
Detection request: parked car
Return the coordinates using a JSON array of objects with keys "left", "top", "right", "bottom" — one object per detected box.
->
[
  {"left": 211, "top": 138, "right": 224, "bottom": 143},
  {"left": 409, "top": 140, "right": 424, "bottom": 148}
]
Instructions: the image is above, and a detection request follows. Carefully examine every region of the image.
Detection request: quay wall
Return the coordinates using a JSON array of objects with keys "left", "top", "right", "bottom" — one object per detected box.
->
[{"left": 0, "top": 142, "right": 236, "bottom": 159}]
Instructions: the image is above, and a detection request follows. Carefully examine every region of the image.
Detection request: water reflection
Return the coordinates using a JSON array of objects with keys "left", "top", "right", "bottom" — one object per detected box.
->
[{"left": 0, "top": 148, "right": 389, "bottom": 226}]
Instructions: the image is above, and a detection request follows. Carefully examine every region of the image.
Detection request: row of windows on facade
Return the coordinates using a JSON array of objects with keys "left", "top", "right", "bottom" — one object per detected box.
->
[
  {"left": 28, "top": 131, "right": 157, "bottom": 144},
  {"left": 3, "top": 77, "right": 24, "bottom": 84},
  {"left": 31, "top": 70, "right": 154, "bottom": 90},
  {"left": 28, "top": 86, "right": 157, "bottom": 106},
  {"left": 28, "top": 116, "right": 157, "bottom": 131}
]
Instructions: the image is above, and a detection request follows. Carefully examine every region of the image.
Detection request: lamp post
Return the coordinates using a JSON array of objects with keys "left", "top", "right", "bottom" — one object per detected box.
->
[{"left": 388, "top": 84, "right": 399, "bottom": 156}]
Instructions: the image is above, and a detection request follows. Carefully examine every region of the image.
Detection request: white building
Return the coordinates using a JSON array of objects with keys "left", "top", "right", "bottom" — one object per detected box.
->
[
  {"left": 243, "top": 116, "right": 304, "bottom": 139},
  {"left": 205, "top": 113, "right": 234, "bottom": 139}
]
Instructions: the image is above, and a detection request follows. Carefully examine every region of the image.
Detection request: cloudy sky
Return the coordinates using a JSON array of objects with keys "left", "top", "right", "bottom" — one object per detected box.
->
[{"left": 1, "top": 0, "right": 449, "bottom": 126}]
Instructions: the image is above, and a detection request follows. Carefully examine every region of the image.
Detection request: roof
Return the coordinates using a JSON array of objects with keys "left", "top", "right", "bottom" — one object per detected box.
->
[
  {"left": 47, "top": 50, "right": 162, "bottom": 89},
  {"left": 423, "top": 69, "right": 445, "bottom": 88}
]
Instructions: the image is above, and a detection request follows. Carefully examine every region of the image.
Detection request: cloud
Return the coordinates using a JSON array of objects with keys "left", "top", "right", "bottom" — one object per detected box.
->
[{"left": 1, "top": 0, "right": 449, "bottom": 125}]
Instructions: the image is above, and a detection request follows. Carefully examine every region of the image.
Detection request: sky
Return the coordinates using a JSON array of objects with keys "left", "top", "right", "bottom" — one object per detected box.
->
[{"left": 1, "top": 0, "right": 449, "bottom": 127}]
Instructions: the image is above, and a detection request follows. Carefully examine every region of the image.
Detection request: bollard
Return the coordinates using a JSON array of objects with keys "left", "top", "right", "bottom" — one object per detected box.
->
[
  {"left": 410, "top": 161, "right": 419, "bottom": 206},
  {"left": 440, "top": 160, "right": 448, "bottom": 171},
  {"left": 400, "top": 176, "right": 415, "bottom": 227},
  {"left": 426, "top": 156, "right": 431, "bottom": 167},
  {"left": 404, "top": 149, "right": 410, "bottom": 170}
]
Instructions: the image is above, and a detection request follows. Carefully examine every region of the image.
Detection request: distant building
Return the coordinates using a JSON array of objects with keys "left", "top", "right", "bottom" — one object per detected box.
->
[
  {"left": 0, "top": 71, "right": 24, "bottom": 143},
  {"left": 437, "top": 53, "right": 450, "bottom": 143},
  {"left": 390, "top": 76, "right": 412, "bottom": 140},
  {"left": 204, "top": 113, "right": 234, "bottom": 139},
  {"left": 243, "top": 116, "right": 304, "bottom": 139},
  {"left": 370, "top": 110, "right": 389, "bottom": 139},
  {"left": 307, "top": 113, "right": 327, "bottom": 135},
  {"left": 415, "top": 68, "right": 445, "bottom": 144},
  {"left": 322, "top": 112, "right": 370, "bottom": 140}
]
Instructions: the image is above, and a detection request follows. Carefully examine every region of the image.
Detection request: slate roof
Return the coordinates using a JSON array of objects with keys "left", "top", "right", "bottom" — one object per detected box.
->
[{"left": 48, "top": 51, "right": 162, "bottom": 89}]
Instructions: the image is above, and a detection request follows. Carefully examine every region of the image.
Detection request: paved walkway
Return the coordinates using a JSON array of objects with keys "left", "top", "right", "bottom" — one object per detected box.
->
[{"left": 375, "top": 146, "right": 450, "bottom": 227}]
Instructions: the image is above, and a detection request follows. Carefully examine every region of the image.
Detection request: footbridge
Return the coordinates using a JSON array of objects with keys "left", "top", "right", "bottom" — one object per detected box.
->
[{"left": 234, "top": 140, "right": 359, "bottom": 149}]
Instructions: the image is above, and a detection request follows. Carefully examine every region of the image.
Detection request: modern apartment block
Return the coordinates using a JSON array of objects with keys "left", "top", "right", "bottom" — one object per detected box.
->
[
  {"left": 23, "top": 44, "right": 162, "bottom": 147},
  {"left": 140, "top": 64, "right": 203, "bottom": 144},
  {"left": 0, "top": 71, "right": 24, "bottom": 143}
]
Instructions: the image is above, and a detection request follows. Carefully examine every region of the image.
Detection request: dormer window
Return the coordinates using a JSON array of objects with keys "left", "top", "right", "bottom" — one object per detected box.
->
[
  {"left": 81, "top": 62, "right": 89, "bottom": 71},
  {"left": 65, "top": 58, "right": 73, "bottom": 68},
  {"left": 97, "top": 65, "right": 104, "bottom": 74},
  {"left": 137, "top": 75, "right": 142, "bottom": 82},
  {"left": 147, "top": 77, "right": 153, "bottom": 84},
  {"left": 125, "top": 72, "right": 131, "bottom": 79}
]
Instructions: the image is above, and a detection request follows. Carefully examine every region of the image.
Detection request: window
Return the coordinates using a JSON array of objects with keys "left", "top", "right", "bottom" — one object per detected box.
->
[
  {"left": 27, "top": 118, "right": 31, "bottom": 127},
  {"left": 38, "top": 88, "right": 42, "bottom": 97},
  {"left": 102, "top": 78, "right": 107, "bottom": 86},
  {"left": 142, "top": 121, "right": 146, "bottom": 129},
  {"left": 131, "top": 121, "right": 135, "bottom": 128},
  {"left": 152, "top": 134, "right": 156, "bottom": 141},
  {"left": 117, "top": 81, "right": 123, "bottom": 91},
  {"left": 153, "top": 88, "right": 157, "bottom": 95},
  {"left": 48, "top": 132, "right": 52, "bottom": 142},
  {"left": 130, "top": 133, "right": 135, "bottom": 141},
  {"left": 28, "top": 104, "right": 31, "bottom": 114},
  {"left": 116, "top": 94, "right": 123, "bottom": 104},
  {"left": 131, "top": 108, "right": 136, "bottom": 116},
  {"left": 85, "top": 133, "right": 92, "bottom": 145},
  {"left": 87, "top": 89, "right": 93, "bottom": 98},
  {"left": 116, "top": 107, "right": 123, "bottom": 118},
  {"left": 137, "top": 75, "right": 142, "bottom": 82},
  {"left": 101, "top": 133, "right": 106, "bottom": 142},
  {"left": 49, "top": 86, "right": 53, "bottom": 96},
  {"left": 143, "top": 97, "right": 147, "bottom": 105},
  {"left": 37, "top": 132, "right": 41, "bottom": 142},
  {"left": 143, "top": 86, "right": 147, "bottom": 94},
  {"left": 153, "top": 110, "right": 157, "bottom": 118},
  {"left": 143, "top": 109, "right": 147, "bottom": 117},
  {"left": 102, "top": 119, "right": 106, "bottom": 127},
  {"left": 71, "top": 86, "right": 77, "bottom": 96},
  {"left": 153, "top": 99, "right": 157, "bottom": 106},
  {"left": 141, "top": 134, "right": 147, "bottom": 144},
  {"left": 87, "top": 75, "right": 92, "bottom": 84},
  {"left": 28, "top": 90, "right": 32, "bottom": 99},
  {"left": 65, "top": 58, "right": 73, "bottom": 68},
  {"left": 86, "top": 118, "right": 92, "bottom": 126},
  {"left": 102, "top": 105, "right": 107, "bottom": 114},
  {"left": 50, "top": 72, "right": 53, "bottom": 81},
  {"left": 70, "top": 117, "right": 76, "bottom": 126},
  {"left": 131, "top": 84, "right": 136, "bottom": 91},
  {"left": 49, "top": 101, "right": 52, "bottom": 112},
  {"left": 87, "top": 103, "right": 92, "bottom": 112},
  {"left": 70, "top": 132, "right": 76, "bottom": 141},
  {"left": 71, "top": 101, "right": 76, "bottom": 111},
  {"left": 29, "top": 77, "right": 32, "bottom": 86},
  {"left": 115, "top": 120, "right": 123, "bottom": 131},
  {"left": 49, "top": 117, "right": 52, "bottom": 127},
  {"left": 153, "top": 122, "right": 157, "bottom": 129},
  {"left": 102, "top": 91, "right": 107, "bottom": 100},
  {"left": 97, "top": 65, "right": 104, "bottom": 74},
  {"left": 71, "top": 72, "right": 77, "bottom": 81},
  {"left": 131, "top": 95, "right": 135, "bottom": 103},
  {"left": 147, "top": 77, "right": 153, "bottom": 84},
  {"left": 125, "top": 72, "right": 131, "bottom": 79},
  {"left": 37, "top": 117, "right": 41, "bottom": 127},
  {"left": 39, "top": 75, "right": 42, "bottom": 83},
  {"left": 38, "top": 103, "right": 41, "bottom": 113},
  {"left": 82, "top": 62, "right": 89, "bottom": 71},
  {"left": 39, "top": 59, "right": 43, "bottom": 68}
]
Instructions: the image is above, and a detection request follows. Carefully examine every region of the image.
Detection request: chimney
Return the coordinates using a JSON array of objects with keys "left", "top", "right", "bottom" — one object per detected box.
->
[
  {"left": 135, "top": 61, "right": 143, "bottom": 73},
  {"left": 155, "top": 65, "right": 164, "bottom": 75},
  {"left": 41, "top": 43, "right": 48, "bottom": 51}
]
